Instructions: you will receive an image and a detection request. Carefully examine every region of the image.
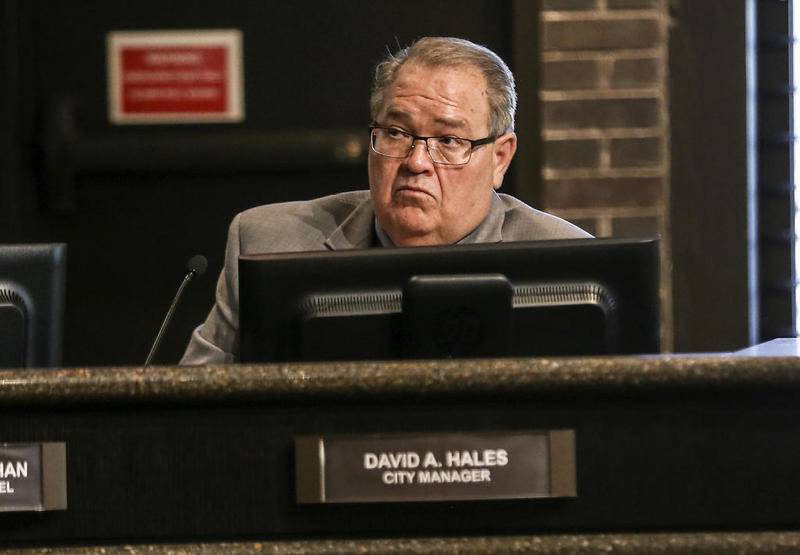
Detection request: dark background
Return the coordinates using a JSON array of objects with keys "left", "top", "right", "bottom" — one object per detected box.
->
[
  {"left": 669, "top": 1, "right": 756, "bottom": 351},
  {"left": 0, "top": 1, "right": 777, "bottom": 364},
  {"left": 0, "top": 0, "right": 540, "bottom": 366}
]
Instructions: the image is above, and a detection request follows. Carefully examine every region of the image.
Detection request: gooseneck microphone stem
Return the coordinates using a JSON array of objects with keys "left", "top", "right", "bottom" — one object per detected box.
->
[
  {"left": 144, "top": 273, "right": 193, "bottom": 367},
  {"left": 144, "top": 255, "right": 207, "bottom": 367}
]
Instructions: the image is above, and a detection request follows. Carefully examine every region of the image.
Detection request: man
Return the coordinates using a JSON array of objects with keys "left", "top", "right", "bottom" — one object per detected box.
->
[{"left": 181, "top": 37, "right": 590, "bottom": 365}]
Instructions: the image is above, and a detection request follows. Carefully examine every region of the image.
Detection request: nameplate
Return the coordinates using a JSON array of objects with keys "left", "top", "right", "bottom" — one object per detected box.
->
[
  {"left": 0, "top": 443, "right": 67, "bottom": 512},
  {"left": 295, "top": 431, "right": 575, "bottom": 504}
]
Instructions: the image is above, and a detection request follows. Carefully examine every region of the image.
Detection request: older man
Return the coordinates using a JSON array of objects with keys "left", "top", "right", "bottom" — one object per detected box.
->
[{"left": 181, "top": 37, "right": 590, "bottom": 365}]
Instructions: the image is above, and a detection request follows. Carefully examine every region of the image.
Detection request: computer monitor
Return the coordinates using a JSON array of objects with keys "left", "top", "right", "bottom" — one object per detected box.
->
[
  {"left": 239, "top": 238, "right": 660, "bottom": 363},
  {"left": 0, "top": 244, "right": 67, "bottom": 369}
]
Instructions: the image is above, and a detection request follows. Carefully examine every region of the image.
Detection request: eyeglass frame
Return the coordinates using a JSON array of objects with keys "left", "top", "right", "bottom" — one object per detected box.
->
[{"left": 369, "top": 125, "right": 497, "bottom": 166}]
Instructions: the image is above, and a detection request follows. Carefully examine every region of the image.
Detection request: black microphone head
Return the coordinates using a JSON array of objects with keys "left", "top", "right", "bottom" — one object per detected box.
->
[{"left": 185, "top": 254, "right": 208, "bottom": 276}]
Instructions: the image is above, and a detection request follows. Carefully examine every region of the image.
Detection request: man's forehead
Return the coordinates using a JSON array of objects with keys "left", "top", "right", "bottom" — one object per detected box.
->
[
  {"left": 391, "top": 61, "right": 486, "bottom": 90},
  {"left": 381, "top": 62, "right": 490, "bottom": 129}
]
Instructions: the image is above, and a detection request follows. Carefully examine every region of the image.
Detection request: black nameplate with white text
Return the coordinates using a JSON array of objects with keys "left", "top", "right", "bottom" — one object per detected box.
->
[
  {"left": 295, "top": 431, "right": 575, "bottom": 504},
  {"left": 0, "top": 443, "right": 67, "bottom": 512}
]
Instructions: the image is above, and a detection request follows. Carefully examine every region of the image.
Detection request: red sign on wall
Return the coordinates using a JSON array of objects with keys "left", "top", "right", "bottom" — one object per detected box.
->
[{"left": 107, "top": 30, "right": 244, "bottom": 124}]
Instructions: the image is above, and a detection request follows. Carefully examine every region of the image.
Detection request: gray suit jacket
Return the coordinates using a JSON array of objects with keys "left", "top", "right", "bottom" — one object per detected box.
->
[{"left": 180, "top": 190, "right": 591, "bottom": 365}]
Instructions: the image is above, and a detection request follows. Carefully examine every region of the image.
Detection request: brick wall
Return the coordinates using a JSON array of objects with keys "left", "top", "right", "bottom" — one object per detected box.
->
[{"left": 539, "top": 0, "right": 672, "bottom": 348}]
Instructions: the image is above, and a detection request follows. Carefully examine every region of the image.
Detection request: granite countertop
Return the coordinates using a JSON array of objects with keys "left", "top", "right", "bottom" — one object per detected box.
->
[
  {"left": 3, "top": 531, "right": 800, "bottom": 554},
  {"left": 1, "top": 355, "right": 799, "bottom": 406}
]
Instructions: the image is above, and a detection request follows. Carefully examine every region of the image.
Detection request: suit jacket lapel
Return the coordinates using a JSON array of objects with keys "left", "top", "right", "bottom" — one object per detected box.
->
[{"left": 324, "top": 195, "right": 376, "bottom": 250}]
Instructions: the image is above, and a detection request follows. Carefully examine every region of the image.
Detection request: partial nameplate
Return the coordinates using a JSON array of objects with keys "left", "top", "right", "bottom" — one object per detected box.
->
[
  {"left": 295, "top": 431, "right": 575, "bottom": 504},
  {"left": 0, "top": 443, "right": 67, "bottom": 512}
]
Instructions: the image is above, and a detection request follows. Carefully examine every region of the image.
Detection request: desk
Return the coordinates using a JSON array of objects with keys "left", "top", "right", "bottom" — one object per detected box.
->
[{"left": 0, "top": 355, "right": 799, "bottom": 552}]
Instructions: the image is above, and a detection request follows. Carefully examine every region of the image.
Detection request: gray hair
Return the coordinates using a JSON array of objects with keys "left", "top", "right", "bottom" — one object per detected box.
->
[{"left": 370, "top": 37, "right": 517, "bottom": 136}]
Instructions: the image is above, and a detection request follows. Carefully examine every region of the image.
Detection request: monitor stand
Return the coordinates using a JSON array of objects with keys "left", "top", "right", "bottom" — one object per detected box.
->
[{"left": 402, "top": 274, "right": 513, "bottom": 359}]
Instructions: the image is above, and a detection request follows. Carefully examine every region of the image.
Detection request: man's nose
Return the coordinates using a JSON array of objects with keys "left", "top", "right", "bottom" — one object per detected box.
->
[{"left": 404, "top": 140, "right": 435, "bottom": 172}]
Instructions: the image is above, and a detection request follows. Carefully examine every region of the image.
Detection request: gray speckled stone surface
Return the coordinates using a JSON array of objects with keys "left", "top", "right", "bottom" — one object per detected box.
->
[
  {"left": 1, "top": 355, "right": 800, "bottom": 406},
  {"left": 3, "top": 531, "right": 800, "bottom": 554}
]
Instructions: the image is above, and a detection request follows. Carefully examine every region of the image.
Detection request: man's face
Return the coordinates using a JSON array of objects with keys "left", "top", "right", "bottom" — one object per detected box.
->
[{"left": 368, "top": 62, "right": 517, "bottom": 247}]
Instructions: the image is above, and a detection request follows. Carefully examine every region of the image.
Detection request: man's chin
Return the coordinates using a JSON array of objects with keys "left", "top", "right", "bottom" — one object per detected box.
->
[{"left": 380, "top": 216, "right": 438, "bottom": 246}]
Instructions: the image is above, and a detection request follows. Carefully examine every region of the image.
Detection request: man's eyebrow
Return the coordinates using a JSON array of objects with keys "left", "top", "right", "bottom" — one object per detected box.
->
[
  {"left": 383, "top": 109, "right": 412, "bottom": 123},
  {"left": 433, "top": 116, "right": 468, "bottom": 129}
]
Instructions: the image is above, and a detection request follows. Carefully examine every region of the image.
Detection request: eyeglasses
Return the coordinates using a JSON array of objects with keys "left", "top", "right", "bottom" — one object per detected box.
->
[{"left": 369, "top": 126, "right": 496, "bottom": 166}]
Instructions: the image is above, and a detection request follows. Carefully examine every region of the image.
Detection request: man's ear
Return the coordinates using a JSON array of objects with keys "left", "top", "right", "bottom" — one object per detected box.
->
[{"left": 492, "top": 132, "right": 517, "bottom": 190}]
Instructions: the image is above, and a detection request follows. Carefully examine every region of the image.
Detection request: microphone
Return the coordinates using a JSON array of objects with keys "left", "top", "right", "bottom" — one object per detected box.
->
[{"left": 144, "top": 254, "right": 208, "bottom": 367}]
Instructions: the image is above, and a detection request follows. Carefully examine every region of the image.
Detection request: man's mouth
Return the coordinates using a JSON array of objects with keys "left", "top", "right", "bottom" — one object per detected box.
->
[{"left": 394, "top": 185, "right": 434, "bottom": 199}]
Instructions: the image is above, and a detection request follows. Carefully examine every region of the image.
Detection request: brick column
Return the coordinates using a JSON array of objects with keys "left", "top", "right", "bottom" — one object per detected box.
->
[{"left": 540, "top": 0, "right": 672, "bottom": 349}]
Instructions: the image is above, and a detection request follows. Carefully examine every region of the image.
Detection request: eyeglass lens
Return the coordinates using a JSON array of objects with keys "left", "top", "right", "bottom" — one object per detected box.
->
[{"left": 371, "top": 128, "right": 471, "bottom": 165}]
